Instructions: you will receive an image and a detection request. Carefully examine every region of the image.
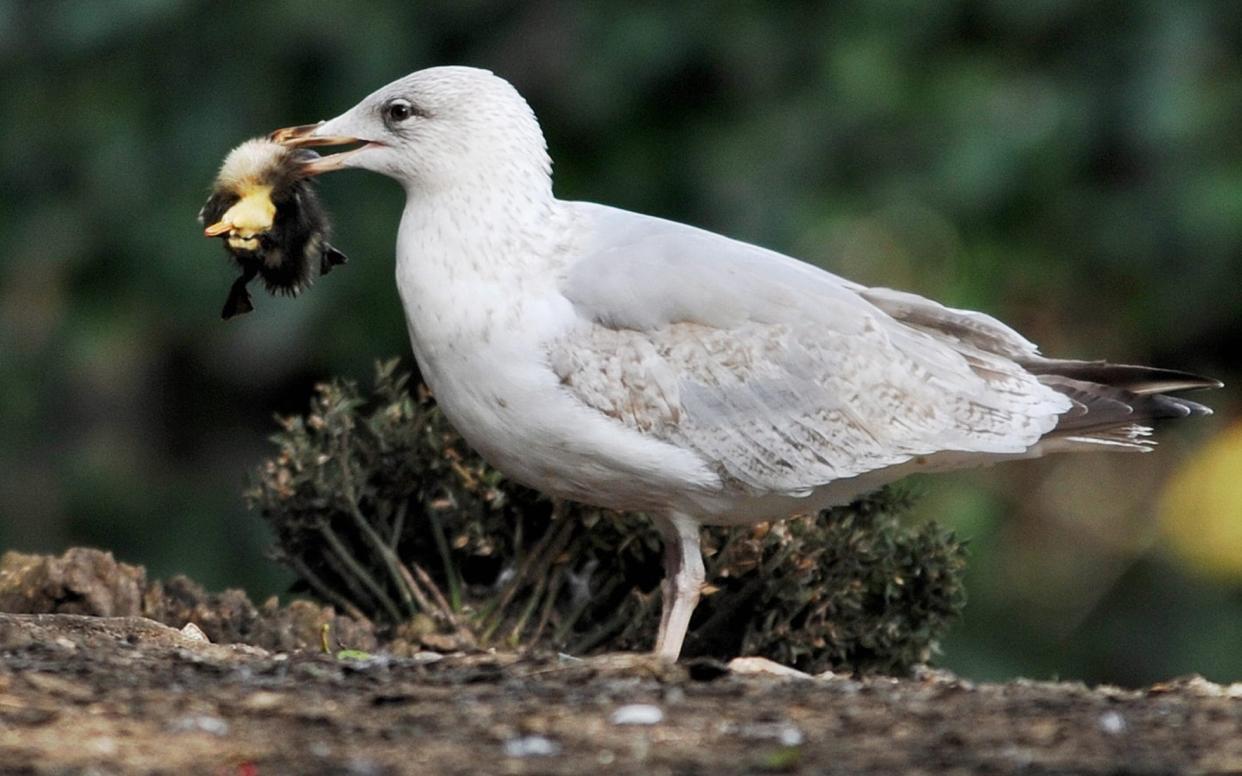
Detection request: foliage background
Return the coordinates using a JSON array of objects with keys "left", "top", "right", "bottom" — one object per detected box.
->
[{"left": 0, "top": 0, "right": 1237, "bottom": 685}]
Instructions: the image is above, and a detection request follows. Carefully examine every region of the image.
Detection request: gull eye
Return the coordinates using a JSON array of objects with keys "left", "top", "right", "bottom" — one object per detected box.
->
[{"left": 384, "top": 98, "right": 415, "bottom": 125}]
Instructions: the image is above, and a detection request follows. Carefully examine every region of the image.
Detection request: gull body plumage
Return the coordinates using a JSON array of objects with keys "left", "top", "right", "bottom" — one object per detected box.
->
[{"left": 273, "top": 66, "right": 1218, "bottom": 660}]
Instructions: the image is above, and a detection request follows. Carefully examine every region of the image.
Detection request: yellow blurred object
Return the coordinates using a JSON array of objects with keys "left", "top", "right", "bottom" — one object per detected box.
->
[{"left": 1159, "top": 422, "right": 1242, "bottom": 579}]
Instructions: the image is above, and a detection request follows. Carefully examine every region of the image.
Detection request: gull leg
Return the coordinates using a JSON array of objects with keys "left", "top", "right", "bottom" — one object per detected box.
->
[{"left": 652, "top": 512, "right": 705, "bottom": 661}]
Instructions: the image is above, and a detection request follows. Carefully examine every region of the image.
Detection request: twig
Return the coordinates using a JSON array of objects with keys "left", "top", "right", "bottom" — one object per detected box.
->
[
  {"left": 506, "top": 572, "right": 548, "bottom": 647},
  {"left": 569, "top": 589, "right": 654, "bottom": 655},
  {"left": 319, "top": 524, "right": 403, "bottom": 623},
  {"left": 426, "top": 504, "right": 462, "bottom": 611},
  {"left": 527, "top": 563, "right": 568, "bottom": 648},
  {"left": 553, "top": 575, "right": 622, "bottom": 646},
  {"left": 478, "top": 503, "right": 569, "bottom": 633},
  {"left": 391, "top": 560, "right": 438, "bottom": 620},
  {"left": 614, "top": 589, "right": 659, "bottom": 646},
  {"left": 316, "top": 536, "right": 381, "bottom": 616},
  {"left": 285, "top": 553, "right": 371, "bottom": 623},
  {"left": 335, "top": 456, "right": 419, "bottom": 619},
  {"left": 526, "top": 532, "right": 587, "bottom": 646},
  {"left": 389, "top": 500, "right": 408, "bottom": 552},
  {"left": 407, "top": 560, "right": 469, "bottom": 637}
]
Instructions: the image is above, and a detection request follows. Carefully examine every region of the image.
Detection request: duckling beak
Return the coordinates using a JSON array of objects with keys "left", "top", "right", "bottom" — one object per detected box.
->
[{"left": 270, "top": 123, "right": 363, "bottom": 176}]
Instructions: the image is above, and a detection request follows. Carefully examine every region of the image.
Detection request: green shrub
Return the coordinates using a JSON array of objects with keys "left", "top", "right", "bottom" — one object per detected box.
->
[{"left": 248, "top": 360, "right": 967, "bottom": 674}]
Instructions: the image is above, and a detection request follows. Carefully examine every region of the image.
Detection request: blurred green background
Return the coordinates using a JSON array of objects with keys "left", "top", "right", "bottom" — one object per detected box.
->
[{"left": 1, "top": 0, "right": 1238, "bottom": 686}]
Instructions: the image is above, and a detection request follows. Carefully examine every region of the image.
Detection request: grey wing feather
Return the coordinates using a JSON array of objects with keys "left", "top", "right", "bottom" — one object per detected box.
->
[
  {"left": 550, "top": 203, "right": 1070, "bottom": 495},
  {"left": 858, "top": 286, "right": 1040, "bottom": 359}
]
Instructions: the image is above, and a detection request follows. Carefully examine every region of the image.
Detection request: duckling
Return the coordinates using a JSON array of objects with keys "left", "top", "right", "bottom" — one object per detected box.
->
[{"left": 200, "top": 138, "right": 347, "bottom": 319}]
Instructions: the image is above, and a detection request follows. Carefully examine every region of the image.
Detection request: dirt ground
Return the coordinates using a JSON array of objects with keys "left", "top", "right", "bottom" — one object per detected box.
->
[
  {"left": 1, "top": 612, "right": 1240, "bottom": 775},
  {"left": 1, "top": 549, "right": 1240, "bottom": 775}
]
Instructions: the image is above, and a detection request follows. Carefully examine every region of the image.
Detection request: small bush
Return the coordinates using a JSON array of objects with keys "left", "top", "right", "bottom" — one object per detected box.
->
[{"left": 248, "top": 360, "right": 967, "bottom": 674}]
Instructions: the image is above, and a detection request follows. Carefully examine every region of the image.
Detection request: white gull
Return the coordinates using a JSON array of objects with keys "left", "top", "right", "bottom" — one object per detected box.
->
[{"left": 272, "top": 66, "right": 1218, "bottom": 660}]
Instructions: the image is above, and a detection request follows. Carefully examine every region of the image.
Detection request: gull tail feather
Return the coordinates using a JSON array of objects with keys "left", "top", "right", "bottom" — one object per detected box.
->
[
  {"left": 1026, "top": 360, "right": 1220, "bottom": 453},
  {"left": 1024, "top": 359, "right": 1222, "bottom": 395}
]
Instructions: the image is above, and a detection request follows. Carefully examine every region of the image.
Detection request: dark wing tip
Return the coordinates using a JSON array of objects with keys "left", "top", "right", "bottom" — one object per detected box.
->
[{"left": 1024, "top": 359, "right": 1223, "bottom": 395}]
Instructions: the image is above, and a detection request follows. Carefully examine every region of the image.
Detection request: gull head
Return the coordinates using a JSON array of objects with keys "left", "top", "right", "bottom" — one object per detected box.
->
[{"left": 271, "top": 66, "right": 551, "bottom": 195}]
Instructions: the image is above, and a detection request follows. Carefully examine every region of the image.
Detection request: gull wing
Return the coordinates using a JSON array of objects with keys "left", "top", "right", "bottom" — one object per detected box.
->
[{"left": 549, "top": 203, "right": 1070, "bottom": 495}]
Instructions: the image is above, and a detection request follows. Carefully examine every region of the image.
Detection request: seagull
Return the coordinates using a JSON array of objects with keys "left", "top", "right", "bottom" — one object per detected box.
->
[{"left": 271, "top": 66, "right": 1220, "bottom": 661}]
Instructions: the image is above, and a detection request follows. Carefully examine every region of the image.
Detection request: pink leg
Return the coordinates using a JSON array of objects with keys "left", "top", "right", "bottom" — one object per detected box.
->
[{"left": 652, "top": 512, "right": 705, "bottom": 661}]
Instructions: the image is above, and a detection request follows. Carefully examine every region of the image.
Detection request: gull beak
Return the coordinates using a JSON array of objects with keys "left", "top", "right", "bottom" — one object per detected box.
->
[{"left": 270, "top": 123, "right": 364, "bottom": 176}]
